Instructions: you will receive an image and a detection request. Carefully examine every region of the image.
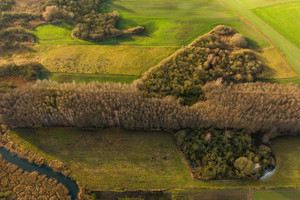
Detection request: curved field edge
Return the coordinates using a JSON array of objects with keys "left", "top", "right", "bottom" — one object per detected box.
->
[
  {"left": 8, "top": 128, "right": 300, "bottom": 190},
  {"left": 220, "top": 0, "right": 300, "bottom": 75}
]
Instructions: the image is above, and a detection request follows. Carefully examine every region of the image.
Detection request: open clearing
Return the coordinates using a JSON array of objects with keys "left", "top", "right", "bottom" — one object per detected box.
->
[
  {"left": 9, "top": 129, "right": 300, "bottom": 190},
  {"left": 37, "top": 45, "right": 176, "bottom": 75},
  {"left": 11, "top": 128, "right": 192, "bottom": 190}
]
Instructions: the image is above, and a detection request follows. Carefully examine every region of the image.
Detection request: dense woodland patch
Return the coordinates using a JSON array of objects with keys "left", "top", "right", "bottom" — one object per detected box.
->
[
  {"left": 137, "top": 25, "right": 263, "bottom": 103},
  {"left": 175, "top": 129, "right": 274, "bottom": 180}
]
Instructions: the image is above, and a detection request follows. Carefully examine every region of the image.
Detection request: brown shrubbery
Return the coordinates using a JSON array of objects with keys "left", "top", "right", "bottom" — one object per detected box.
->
[
  {"left": 1, "top": 80, "right": 299, "bottom": 138},
  {"left": 137, "top": 25, "right": 262, "bottom": 103},
  {"left": 0, "top": 62, "right": 42, "bottom": 81},
  {"left": 0, "top": 155, "right": 71, "bottom": 200}
]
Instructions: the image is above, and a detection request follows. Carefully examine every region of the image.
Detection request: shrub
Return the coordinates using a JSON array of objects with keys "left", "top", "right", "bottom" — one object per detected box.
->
[{"left": 230, "top": 33, "right": 248, "bottom": 48}]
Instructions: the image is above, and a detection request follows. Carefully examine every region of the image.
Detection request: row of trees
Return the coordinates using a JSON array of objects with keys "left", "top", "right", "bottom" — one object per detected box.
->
[
  {"left": 175, "top": 129, "right": 275, "bottom": 180},
  {"left": 1, "top": 80, "right": 299, "bottom": 138},
  {"left": 137, "top": 26, "right": 262, "bottom": 104}
]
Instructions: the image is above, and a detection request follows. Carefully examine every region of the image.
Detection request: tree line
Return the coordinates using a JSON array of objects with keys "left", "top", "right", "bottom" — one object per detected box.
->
[{"left": 1, "top": 80, "right": 299, "bottom": 139}]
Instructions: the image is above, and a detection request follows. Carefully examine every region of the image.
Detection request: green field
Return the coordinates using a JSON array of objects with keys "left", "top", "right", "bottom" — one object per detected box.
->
[
  {"left": 253, "top": 2, "right": 300, "bottom": 50},
  {"left": 39, "top": 72, "right": 140, "bottom": 84},
  {"left": 11, "top": 128, "right": 192, "bottom": 190},
  {"left": 221, "top": 0, "right": 300, "bottom": 74}
]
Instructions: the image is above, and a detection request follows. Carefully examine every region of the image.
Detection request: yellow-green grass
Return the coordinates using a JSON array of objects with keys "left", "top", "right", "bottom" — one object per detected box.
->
[
  {"left": 11, "top": 128, "right": 192, "bottom": 190},
  {"left": 9, "top": 129, "right": 300, "bottom": 190},
  {"left": 260, "top": 47, "right": 299, "bottom": 78},
  {"left": 39, "top": 72, "right": 140, "bottom": 84},
  {"left": 32, "top": 23, "right": 92, "bottom": 45},
  {"left": 221, "top": 0, "right": 300, "bottom": 74},
  {"left": 39, "top": 45, "right": 177, "bottom": 75},
  {"left": 253, "top": 2, "right": 300, "bottom": 50},
  {"left": 253, "top": 190, "right": 300, "bottom": 200},
  {"left": 239, "top": 0, "right": 300, "bottom": 9}
]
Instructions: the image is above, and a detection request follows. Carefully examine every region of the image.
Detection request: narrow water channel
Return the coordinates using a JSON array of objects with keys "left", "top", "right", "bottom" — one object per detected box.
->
[{"left": 0, "top": 147, "right": 79, "bottom": 200}]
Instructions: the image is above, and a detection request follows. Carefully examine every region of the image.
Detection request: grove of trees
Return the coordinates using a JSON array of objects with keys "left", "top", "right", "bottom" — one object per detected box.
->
[
  {"left": 137, "top": 25, "right": 263, "bottom": 104},
  {"left": 175, "top": 128, "right": 275, "bottom": 180}
]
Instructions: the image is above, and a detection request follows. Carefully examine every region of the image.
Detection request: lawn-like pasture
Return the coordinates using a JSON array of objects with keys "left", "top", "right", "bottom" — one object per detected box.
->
[
  {"left": 221, "top": 0, "right": 300, "bottom": 74},
  {"left": 253, "top": 2, "right": 300, "bottom": 50},
  {"left": 39, "top": 72, "right": 140, "bottom": 84},
  {"left": 11, "top": 128, "right": 192, "bottom": 190}
]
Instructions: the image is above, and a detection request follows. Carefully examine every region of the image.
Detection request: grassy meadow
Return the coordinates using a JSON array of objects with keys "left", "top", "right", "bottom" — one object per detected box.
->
[
  {"left": 9, "top": 128, "right": 300, "bottom": 190},
  {"left": 38, "top": 45, "right": 176, "bottom": 75},
  {"left": 11, "top": 128, "right": 192, "bottom": 190},
  {"left": 39, "top": 72, "right": 140, "bottom": 84}
]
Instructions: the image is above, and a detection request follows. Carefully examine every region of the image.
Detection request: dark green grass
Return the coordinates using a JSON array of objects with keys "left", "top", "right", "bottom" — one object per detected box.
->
[
  {"left": 258, "top": 77, "right": 300, "bottom": 86},
  {"left": 39, "top": 72, "right": 140, "bottom": 84}
]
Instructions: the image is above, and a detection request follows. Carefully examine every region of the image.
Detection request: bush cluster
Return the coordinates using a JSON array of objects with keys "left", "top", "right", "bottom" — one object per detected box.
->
[
  {"left": 137, "top": 25, "right": 262, "bottom": 103},
  {"left": 0, "top": 0, "right": 14, "bottom": 12},
  {"left": 175, "top": 129, "right": 275, "bottom": 180},
  {"left": 43, "top": 0, "right": 143, "bottom": 41},
  {"left": 0, "top": 27, "right": 35, "bottom": 51},
  {"left": 0, "top": 156, "right": 71, "bottom": 200},
  {"left": 0, "top": 62, "right": 42, "bottom": 80}
]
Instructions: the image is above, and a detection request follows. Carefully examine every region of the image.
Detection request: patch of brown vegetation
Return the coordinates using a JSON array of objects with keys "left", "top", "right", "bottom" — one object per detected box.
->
[
  {"left": 0, "top": 156, "right": 71, "bottom": 200},
  {"left": 11, "top": 0, "right": 45, "bottom": 13}
]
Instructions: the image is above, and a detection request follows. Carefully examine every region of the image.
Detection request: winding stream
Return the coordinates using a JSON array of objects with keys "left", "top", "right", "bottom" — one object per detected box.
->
[{"left": 0, "top": 147, "right": 79, "bottom": 200}]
